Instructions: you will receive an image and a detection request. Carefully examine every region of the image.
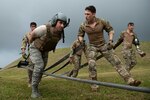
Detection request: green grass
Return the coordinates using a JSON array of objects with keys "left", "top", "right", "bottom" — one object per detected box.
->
[{"left": 0, "top": 41, "right": 150, "bottom": 100}]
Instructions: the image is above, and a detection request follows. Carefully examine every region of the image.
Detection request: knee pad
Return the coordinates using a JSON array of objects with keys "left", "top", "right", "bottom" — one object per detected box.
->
[{"left": 88, "top": 60, "right": 96, "bottom": 68}]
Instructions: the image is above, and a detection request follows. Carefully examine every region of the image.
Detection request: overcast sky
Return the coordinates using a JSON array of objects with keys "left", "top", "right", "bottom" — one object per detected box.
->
[{"left": 0, "top": 0, "right": 149, "bottom": 68}]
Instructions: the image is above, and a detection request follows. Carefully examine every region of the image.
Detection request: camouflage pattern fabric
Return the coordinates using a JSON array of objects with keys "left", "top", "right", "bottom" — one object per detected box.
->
[
  {"left": 29, "top": 46, "right": 48, "bottom": 86},
  {"left": 78, "top": 18, "right": 113, "bottom": 47},
  {"left": 21, "top": 32, "right": 33, "bottom": 85},
  {"left": 86, "top": 44, "right": 134, "bottom": 83},
  {"left": 114, "top": 30, "right": 145, "bottom": 72},
  {"left": 71, "top": 55, "right": 81, "bottom": 77},
  {"left": 21, "top": 33, "right": 29, "bottom": 50},
  {"left": 122, "top": 49, "right": 136, "bottom": 71},
  {"left": 69, "top": 40, "right": 87, "bottom": 77}
]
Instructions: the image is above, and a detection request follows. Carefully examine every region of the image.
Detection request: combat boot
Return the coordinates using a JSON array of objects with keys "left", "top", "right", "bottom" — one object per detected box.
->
[
  {"left": 67, "top": 70, "right": 73, "bottom": 77},
  {"left": 31, "top": 85, "right": 41, "bottom": 98},
  {"left": 127, "top": 78, "right": 141, "bottom": 86},
  {"left": 128, "top": 80, "right": 141, "bottom": 86},
  {"left": 91, "top": 84, "right": 99, "bottom": 92},
  {"left": 139, "top": 52, "right": 146, "bottom": 57},
  {"left": 90, "top": 76, "right": 99, "bottom": 92},
  {"left": 72, "top": 70, "right": 78, "bottom": 78}
]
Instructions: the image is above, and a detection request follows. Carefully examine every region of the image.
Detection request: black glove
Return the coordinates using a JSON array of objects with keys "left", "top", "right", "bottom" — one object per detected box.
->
[{"left": 17, "top": 60, "right": 29, "bottom": 68}]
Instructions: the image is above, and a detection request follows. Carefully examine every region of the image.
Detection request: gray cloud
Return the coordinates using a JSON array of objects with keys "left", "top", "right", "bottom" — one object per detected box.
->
[{"left": 0, "top": 0, "right": 150, "bottom": 67}]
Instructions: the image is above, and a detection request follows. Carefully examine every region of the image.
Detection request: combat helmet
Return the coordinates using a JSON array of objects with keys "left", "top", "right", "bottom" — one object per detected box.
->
[{"left": 50, "top": 12, "right": 70, "bottom": 28}]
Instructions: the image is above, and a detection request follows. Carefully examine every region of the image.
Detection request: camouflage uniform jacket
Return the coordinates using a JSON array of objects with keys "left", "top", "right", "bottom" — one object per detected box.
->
[
  {"left": 114, "top": 30, "right": 138, "bottom": 50},
  {"left": 21, "top": 32, "right": 30, "bottom": 51},
  {"left": 78, "top": 17, "right": 113, "bottom": 47}
]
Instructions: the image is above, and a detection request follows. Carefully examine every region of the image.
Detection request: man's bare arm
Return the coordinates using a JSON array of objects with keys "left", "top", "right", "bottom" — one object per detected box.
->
[{"left": 27, "top": 31, "right": 36, "bottom": 44}]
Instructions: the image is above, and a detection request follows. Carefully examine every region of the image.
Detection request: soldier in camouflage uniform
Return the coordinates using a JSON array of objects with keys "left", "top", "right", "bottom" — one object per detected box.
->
[
  {"left": 77, "top": 5, "right": 141, "bottom": 91},
  {"left": 28, "top": 12, "right": 69, "bottom": 98},
  {"left": 113, "top": 22, "right": 146, "bottom": 72},
  {"left": 68, "top": 39, "right": 87, "bottom": 77},
  {"left": 21, "top": 22, "right": 37, "bottom": 87}
]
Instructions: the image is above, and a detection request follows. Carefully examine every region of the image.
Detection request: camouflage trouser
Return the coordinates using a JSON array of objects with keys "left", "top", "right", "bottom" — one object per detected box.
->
[
  {"left": 69, "top": 44, "right": 88, "bottom": 77},
  {"left": 122, "top": 49, "right": 136, "bottom": 71},
  {"left": 29, "top": 46, "right": 48, "bottom": 86},
  {"left": 87, "top": 44, "right": 134, "bottom": 83},
  {"left": 71, "top": 54, "right": 82, "bottom": 77}
]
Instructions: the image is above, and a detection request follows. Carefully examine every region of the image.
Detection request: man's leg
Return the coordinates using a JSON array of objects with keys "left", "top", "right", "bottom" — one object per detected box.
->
[
  {"left": 101, "top": 45, "right": 141, "bottom": 86},
  {"left": 30, "top": 47, "right": 44, "bottom": 98},
  {"left": 27, "top": 69, "right": 32, "bottom": 87},
  {"left": 27, "top": 59, "right": 34, "bottom": 87},
  {"left": 123, "top": 49, "right": 136, "bottom": 72},
  {"left": 71, "top": 55, "right": 81, "bottom": 77},
  {"left": 87, "top": 45, "right": 99, "bottom": 91}
]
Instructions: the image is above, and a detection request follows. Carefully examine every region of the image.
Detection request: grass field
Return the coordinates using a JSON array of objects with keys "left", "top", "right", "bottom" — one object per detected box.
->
[{"left": 0, "top": 42, "right": 150, "bottom": 100}]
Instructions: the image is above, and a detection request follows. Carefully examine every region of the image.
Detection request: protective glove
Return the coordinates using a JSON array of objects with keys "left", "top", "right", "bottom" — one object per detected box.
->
[
  {"left": 17, "top": 60, "right": 29, "bottom": 68},
  {"left": 107, "top": 40, "right": 114, "bottom": 50}
]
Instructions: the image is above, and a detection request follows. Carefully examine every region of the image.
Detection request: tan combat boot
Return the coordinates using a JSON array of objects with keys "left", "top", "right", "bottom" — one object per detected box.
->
[
  {"left": 139, "top": 52, "right": 146, "bottom": 57},
  {"left": 91, "top": 84, "right": 99, "bottom": 92},
  {"left": 72, "top": 70, "right": 79, "bottom": 78},
  {"left": 127, "top": 78, "right": 141, "bottom": 86}
]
